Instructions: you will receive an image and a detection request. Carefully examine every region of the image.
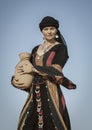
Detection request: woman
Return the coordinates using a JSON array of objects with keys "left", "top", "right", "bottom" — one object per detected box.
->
[{"left": 12, "top": 16, "right": 76, "bottom": 130}]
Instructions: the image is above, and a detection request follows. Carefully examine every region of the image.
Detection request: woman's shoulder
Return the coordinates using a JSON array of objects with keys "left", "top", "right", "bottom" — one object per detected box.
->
[
  {"left": 31, "top": 44, "right": 40, "bottom": 53},
  {"left": 53, "top": 42, "right": 67, "bottom": 51}
]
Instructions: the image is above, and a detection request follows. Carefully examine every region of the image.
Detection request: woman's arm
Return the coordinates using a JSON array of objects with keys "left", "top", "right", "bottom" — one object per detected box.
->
[{"left": 33, "top": 44, "right": 76, "bottom": 89}]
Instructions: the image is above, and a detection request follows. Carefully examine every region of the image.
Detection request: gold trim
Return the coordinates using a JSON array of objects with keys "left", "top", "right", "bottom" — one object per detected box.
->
[
  {"left": 47, "top": 80, "right": 59, "bottom": 109},
  {"left": 20, "top": 113, "right": 28, "bottom": 130},
  {"left": 18, "top": 89, "right": 33, "bottom": 130},
  {"left": 47, "top": 81, "right": 68, "bottom": 130}
]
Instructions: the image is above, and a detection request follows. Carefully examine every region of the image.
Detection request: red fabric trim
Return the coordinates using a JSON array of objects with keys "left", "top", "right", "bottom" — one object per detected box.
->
[
  {"left": 68, "top": 84, "right": 74, "bottom": 89},
  {"left": 68, "top": 81, "right": 76, "bottom": 89},
  {"left": 46, "top": 51, "right": 55, "bottom": 66},
  {"left": 61, "top": 94, "right": 66, "bottom": 110}
]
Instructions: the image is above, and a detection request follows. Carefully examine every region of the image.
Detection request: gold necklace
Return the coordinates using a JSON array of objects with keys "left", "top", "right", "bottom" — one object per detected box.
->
[
  {"left": 36, "top": 41, "right": 58, "bottom": 59},
  {"left": 43, "top": 41, "right": 56, "bottom": 53}
]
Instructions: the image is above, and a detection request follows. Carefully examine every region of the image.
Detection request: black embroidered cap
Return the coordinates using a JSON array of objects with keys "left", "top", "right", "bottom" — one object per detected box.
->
[{"left": 39, "top": 16, "right": 59, "bottom": 31}]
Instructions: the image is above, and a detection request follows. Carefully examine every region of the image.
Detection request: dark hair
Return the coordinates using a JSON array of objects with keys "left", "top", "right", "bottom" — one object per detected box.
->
[{"left": 55, "top": 30, "right": 67, "bottom": 46}]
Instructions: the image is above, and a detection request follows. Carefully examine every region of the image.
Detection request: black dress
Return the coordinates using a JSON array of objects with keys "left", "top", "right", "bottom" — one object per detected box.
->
[{"left": 14, "top": 43, "right": 76, "bottom": 130}]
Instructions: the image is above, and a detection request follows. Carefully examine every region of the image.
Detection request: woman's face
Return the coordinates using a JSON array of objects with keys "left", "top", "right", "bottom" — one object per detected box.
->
[{"left": 42, "top": 27, "right": 57, "bottom": 41}]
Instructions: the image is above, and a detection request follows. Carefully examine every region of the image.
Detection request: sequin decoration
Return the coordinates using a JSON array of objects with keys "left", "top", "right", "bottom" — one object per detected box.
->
[{"left": 35, "top": 85, "right": 43, "bottom": 130}]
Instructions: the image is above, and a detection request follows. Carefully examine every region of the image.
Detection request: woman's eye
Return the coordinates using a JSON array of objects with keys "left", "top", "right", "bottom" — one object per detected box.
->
[
  {"left": 44, "top": 28, "right": 48, "bottom": 31},
  {"left": 50, "top": 28, "right": 55, "bottom": 30}
]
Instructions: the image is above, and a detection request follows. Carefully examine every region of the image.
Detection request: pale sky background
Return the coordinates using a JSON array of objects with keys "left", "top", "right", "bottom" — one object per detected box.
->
[{"left": 0, "top": 0, "right": 92, "bottom": 130}]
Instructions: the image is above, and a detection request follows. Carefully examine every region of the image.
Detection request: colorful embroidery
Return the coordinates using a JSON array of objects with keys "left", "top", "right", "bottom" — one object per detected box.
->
[{"left": 35, "top": 85, "right": 43, "bottom": 130}]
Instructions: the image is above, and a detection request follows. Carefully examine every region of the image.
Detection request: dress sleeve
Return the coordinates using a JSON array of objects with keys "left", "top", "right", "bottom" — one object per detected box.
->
[
  {"left": 51, "top": 44, "right": 76, "bottom": 89},
  {"left": 35, "top": 45, "right": 68, "bottom": 76},
  {"left": 52, "top": 44, "right": 69, "bottom": 68},
  {"left": 32, "top": 44, "right": 76, "bottom": 89},
  {"left": 34, "top": 44, "right": 68, "bottom": 76}
]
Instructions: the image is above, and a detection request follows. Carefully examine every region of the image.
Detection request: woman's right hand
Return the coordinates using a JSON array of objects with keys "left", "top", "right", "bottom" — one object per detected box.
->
[{"left": 16, "top": 60, "right": 33, "bottom": 74}]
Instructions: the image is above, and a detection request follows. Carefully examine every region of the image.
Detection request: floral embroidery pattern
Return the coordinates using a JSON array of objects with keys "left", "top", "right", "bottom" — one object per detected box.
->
[{"left": 35, "top": 85, "right": 43, "bottom": 130}]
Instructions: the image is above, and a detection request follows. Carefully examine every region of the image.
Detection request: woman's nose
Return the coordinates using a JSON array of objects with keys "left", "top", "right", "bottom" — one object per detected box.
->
[{"left": 47, "top": 29, "right": 51, "bottom": 33}]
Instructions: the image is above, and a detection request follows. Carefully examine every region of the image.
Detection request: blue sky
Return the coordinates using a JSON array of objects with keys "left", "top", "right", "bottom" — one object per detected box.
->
[{"left": 0, "top": 0, "right": 92, "bottom": 130}]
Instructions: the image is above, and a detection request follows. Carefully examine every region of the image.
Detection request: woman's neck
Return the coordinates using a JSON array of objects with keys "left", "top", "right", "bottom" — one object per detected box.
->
[{"left": 44, "top": 39, "right": 56, "bottom": 46}]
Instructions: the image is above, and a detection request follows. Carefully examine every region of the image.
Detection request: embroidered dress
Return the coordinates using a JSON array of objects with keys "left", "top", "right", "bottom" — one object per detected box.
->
[{"left": 15, "top": 43, "right": 76, "bottom": 130}]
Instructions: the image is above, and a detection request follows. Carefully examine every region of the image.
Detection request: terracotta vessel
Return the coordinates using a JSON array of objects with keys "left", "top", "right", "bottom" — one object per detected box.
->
[{"left": 13, "top": 52, "right": 33, "bottom": 89}]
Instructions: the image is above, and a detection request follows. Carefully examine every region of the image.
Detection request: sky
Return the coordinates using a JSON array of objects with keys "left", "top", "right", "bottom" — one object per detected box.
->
[{"left": 0, "top": 0, "right": 92, "bottom": 130}]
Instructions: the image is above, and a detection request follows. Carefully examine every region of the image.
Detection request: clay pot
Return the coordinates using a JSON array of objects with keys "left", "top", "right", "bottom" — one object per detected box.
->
[{"left": 13, "top": 52, "right": 33, "bottom": 89}]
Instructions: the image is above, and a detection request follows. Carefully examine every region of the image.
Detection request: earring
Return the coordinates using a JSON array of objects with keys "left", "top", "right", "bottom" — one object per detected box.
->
[
  {"left": 43, "top": 37, "right": 45, "bottom": 40},
  {"left": 55, "top": 35, "right": 59, "bottom": 39}
]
